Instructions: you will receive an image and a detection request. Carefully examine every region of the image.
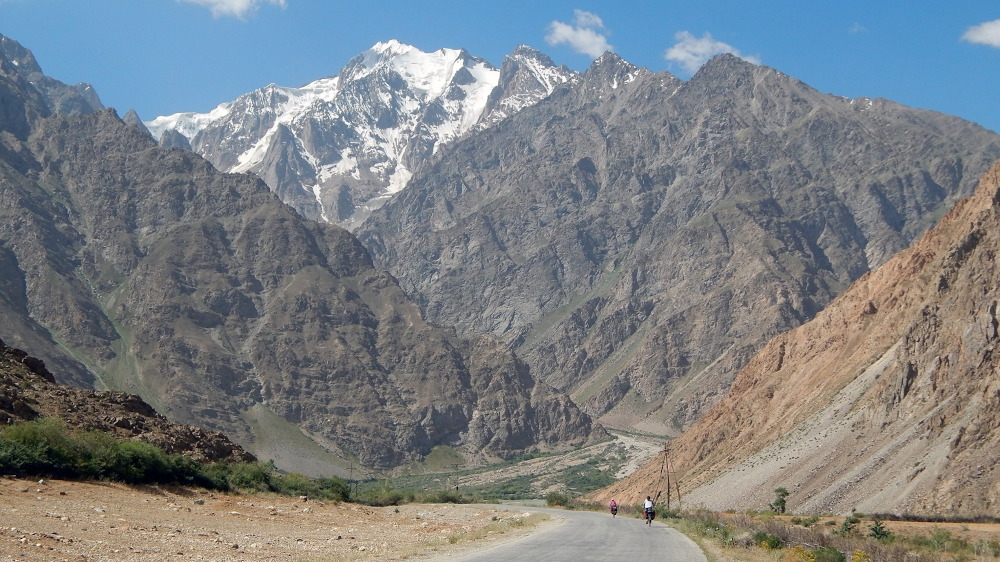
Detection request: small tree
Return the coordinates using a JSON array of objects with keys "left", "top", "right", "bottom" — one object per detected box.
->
[
  {"left": 868, "top": 518, "right": 893, "bottom": 541},
  {"left": 769, "top": 487, "right": 789, "bottom": 514},
  {"left": 836, "top": 510, "right": 861, "bottom": 536}
]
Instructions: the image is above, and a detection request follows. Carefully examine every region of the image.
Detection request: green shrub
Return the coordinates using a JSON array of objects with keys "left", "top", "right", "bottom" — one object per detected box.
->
[
  {"left": 266, "top": 472, "right": 349, "bottom": 502},
  {"left": 558, "top": 464, "right": 615, "bottom": 494},
  {"left": 752, "top": 530, "right": 784, "bottom": 549},
  {"left": 0, "top": 436, "right": 47, "bottom": 474},
  {"left": 427, "top": 489, "right": 465, "bottom": 504},
  {"left": 0, "top": 418, "right": 354, "bottom": 502},
  {"left": 0, "top": 417, "right": 79, "bottom": 476},
  {"left": 195, "top": 461, "right": 236, "bottom": 491},
  {"left": 680, "top": 511, "right": 732, "bottom": 543},
  {"left": 272, "top": 471, "right": 317, "bottom": 497},
  {"left": 868, "top": 519, "right": 893, "bottom": 541},
  {"left": 109, "top": 440, "right": 171, "bottom": 483},
  {"left": 69, "top": 430, "right": 119, "bottom": 477},
  {"left": 224, "top": 461, "right": 274, "bottom": 493},
  {"left": 360, "top": 481, "right": 405, "bottom": 506},
  {"left": 814, "top": 546, "right": 846, "bottom": 562},
  {"left": 836, "top": 511, "right": 861, "bottom": 536},
  {"left": 313, "top": 476, "right": 351, "bottom": 502},
  {"left": 544, "top": 491, "right": 571, "bottom": 507},
  {"left": 914, "top": 526, "right": 966, "bottom": 552}
]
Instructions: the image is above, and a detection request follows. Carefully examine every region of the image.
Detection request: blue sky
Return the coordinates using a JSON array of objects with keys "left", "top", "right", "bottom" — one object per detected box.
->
[{"left": 1, "top": 0, "right": 998, "bottom": 133}]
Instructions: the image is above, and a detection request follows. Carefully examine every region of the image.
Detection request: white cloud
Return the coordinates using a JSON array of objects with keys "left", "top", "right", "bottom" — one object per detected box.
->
[
  {"left": 962, "top": 19, "right": 1000, "bottom": 48},
  {"left": 545, "top": 9, "right": 613, "bottom": 59},
  {"left": 179, "top": 0, "right": 286, "bottom": 19},
  {"left": 664, "top": 31, "right": 760, "bottom": 75},
  {"left": 848, "top": 22, "right": 868, "bottom": 34}
]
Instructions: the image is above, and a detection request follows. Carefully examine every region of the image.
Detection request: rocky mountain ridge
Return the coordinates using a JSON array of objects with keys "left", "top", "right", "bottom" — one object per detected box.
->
[
  {"left": 596, "top": 158, "right": 1000, "bottom": 516},
  {"left": 145, "top": 41, "right": 576, "bottom": 228},
  {"left": 356, "top": 51, "right": 1000, "bottom": 436},
  {"left": 0, "top": 337, "right": 254, "bottom": 463},
  {"left": 0, "top": 33, "right": 602, "bottom": 474},
  {"left": 0, "top": 34, "right": 102, "bottom": 116}
]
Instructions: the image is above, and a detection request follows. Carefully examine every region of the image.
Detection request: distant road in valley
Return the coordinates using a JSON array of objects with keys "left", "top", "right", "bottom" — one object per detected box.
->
[{"left": 442, "top": 505, "right": 707, "bottom": 562}]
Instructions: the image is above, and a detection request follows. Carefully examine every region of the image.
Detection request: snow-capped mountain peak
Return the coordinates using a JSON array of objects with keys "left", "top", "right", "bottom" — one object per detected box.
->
[
  {"left": 475, "top": 44, "right": 578, "bottom": 131},
  {"left": 145, "top": 41, "right": 576, "bottom": 228}
]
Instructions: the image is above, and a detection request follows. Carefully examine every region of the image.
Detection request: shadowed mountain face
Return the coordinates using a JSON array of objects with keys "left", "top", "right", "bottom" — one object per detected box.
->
[
  {"left": 357, "top": 53, "right": 1000, "bottom": 435},
  {"left": 0, "top": 36, "right": 601, "bottom": 473},
  {"left": 598, "top": 159, "right": 1000, "bottom": 517}
]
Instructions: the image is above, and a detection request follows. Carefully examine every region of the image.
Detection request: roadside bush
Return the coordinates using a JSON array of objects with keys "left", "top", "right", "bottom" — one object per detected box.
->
[
  {"left": 360, "top": 481, "right": 406, "bottom": 506},
  {"left": 109, "top": 440, "right": 172, "bottom": 483},
  {"left": 679, "top": 511, "right": 733, "bottom": 544},
  {"left": 679, "top": 510, "right": 952, "bottom": 562},
  {"left": 271, "top": 472, "right": 350, "bottom": 502},
  {"left": 425, "top": 489, "right": 466, "bottom": 504},
  {"left": 0, "top": 417, "right": 79, "bottom": 476},
  {"left": 544, "top": 491, "right": 571, "bottom": 507},
  {"left": 0, "top": 418, "right": 354, "bottom": 502},
  {"left": 223, "top": 461, "right": 274, "bottom": 493},
  {"left": 313, "top": 476, "right": 351, "bottom": 502},
  {"left": 271, "top": 471, "right": 316, "bottom": 497},
  {"left": 195, "top": 461, "right": 236, "bottom": 490},
  {"left": 910, "top": 526, "right": 966, "bottom": 553}
]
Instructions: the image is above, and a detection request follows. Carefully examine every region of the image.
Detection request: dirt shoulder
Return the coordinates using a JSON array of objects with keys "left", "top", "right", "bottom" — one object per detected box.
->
[{"left": 0, "top": 477, "right": 555, "bottom": 561}]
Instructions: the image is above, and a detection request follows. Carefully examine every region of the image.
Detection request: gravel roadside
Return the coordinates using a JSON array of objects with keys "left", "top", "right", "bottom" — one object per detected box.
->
[{"left": 0, "top": 477, "right": 554, "bottom": 561}]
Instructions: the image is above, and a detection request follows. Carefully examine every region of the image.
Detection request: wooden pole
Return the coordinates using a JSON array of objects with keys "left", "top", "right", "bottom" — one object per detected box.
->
[
  {"left": 665, "top": 449, "right": 671, "bottom": 511},
  {"left": 667, "top": 455, "right": 682, "bottom": 509}
]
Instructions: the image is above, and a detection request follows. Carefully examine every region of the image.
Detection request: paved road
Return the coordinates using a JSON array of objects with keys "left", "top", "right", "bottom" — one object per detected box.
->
[{"left": 451, "top": 506, "right": 707, "bottom": 562}]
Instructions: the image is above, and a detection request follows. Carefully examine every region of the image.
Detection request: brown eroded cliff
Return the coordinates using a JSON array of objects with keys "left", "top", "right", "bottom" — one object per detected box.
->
[{"left": 597, "top": 159, "right": 1000, "bottom": 516}]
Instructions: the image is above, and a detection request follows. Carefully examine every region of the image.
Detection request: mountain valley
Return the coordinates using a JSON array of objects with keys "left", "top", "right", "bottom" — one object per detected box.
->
[
  {"left": 2, "top": 27, "right": 1000, "bottom": 519},
  {"left": 0, "top": 33, "right": 600, "bottom": 475}
]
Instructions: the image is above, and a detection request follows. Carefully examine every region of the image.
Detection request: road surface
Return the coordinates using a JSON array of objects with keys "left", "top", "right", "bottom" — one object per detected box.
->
[{"left": 448, "top": 506, "right": 707, "bottom": 561}]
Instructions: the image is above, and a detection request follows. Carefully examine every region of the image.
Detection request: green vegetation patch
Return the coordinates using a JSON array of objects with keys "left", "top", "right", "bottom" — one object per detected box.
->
[{"left": 0, "top": 417, "right": 349, "bottom": 501}]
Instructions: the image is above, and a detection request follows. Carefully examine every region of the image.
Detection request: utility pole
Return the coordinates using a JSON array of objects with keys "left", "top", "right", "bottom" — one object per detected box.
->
[
  {"left": 348, "top": 463, "right": 358, "bottom": 498},
  {"left": 446, "top": 463, "right": 462, "bottom": 493},
  {"left": 659, "top": 445, "right": 681, "bottom": 512},
  {"left": 664, "top": 447, "right": 671, "bottom": 511}
]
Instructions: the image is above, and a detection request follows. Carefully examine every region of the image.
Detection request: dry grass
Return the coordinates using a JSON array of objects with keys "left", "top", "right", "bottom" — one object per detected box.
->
[{"left": 668, "top": 510, "right": 1000, "bottom": 562}]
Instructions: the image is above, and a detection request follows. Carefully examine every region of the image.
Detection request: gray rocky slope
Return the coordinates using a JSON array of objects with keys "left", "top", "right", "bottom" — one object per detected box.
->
[
  {"left": 0, "top": 34, "right": 102, "bottom": 115},
  {"left": 357, "top": 53, "right": 1000, "bottom": 434},
  {"left": 0, "top": 36, "right": 601, "bottom": 473}
]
